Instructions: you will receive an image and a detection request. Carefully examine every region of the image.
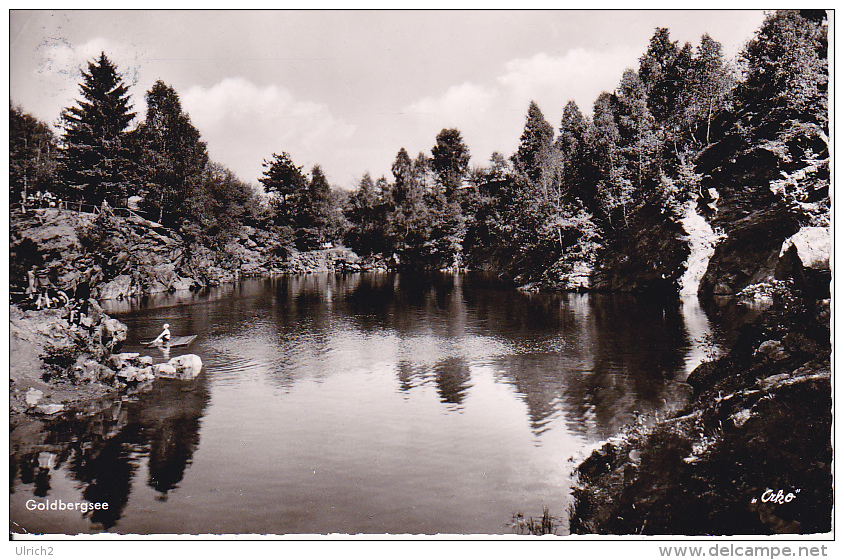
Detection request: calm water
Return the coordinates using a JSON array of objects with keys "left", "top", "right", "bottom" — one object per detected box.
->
[{"left": 10, "top": 274, "right": 730, "bottom": 535}]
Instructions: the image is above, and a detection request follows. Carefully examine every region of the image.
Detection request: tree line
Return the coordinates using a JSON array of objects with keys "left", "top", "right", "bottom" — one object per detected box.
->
[
  {"left": 341, "top": 10, "right": 827, "bottom": 290},
  {"left": 10, "top": 10, "right": 827, "bottom": 290}
]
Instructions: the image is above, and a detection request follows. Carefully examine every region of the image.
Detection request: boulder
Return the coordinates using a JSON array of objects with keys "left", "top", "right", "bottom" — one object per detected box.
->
[
  {"left": 99, "top": 274, "right": 134, "bottom": 300},
  {"left": 117, "top": 365, "right": 156, "bottom": 383},
  {"left": 169, "top": 276, "right": 192, "bottom": 291},
  {"left": 108, "top": 352, "right": 140, "bottom": 370},
  {"left": 781, "top": 227, "right": 830, "bottom": 270},
  {"left": 713, "top": 282, "right": 734, "bottom": 295},
  {"left": 101, "top": 318, "right": 128, "bottom": 350},
  {"left": 778, "top": 226, "right": 831, "bottom": 298},
  {"left": 153, "top": 363, "right": 178, "bottom": 378},
  {"left": 167, "top": 354, "right": 203, "bottom": 379},
  {"left": 116, "top": 365, "right": 140, "bottom": 380},
  {"left": 25, "top": 388, "right": 44, "bottom": 407},
  {"left": 85, "top": 299, "right": 105, "bottom": 325},
  {"left": 74, "top": 358, "right": 112, "bottom": 383},
  {"left": 755, "top": 340, "right": 789, "bottom": 361},
  {"left": 36, "top": 403, "right": 65, "bottom": 415}
]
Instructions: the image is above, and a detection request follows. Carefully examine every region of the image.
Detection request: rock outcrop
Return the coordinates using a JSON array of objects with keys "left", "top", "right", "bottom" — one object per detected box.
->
[
  {"left": 570, "top": 284, "right": 831, "bottom": 535},
  {"left": 10, "top": 209, "right": 273, "bottom": 301}
]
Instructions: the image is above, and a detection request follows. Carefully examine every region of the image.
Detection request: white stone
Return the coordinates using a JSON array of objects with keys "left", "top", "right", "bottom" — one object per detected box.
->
[
  {"left": 25, "top": 388, "right": 44, "bottom": 407},
  {"left": 153, "top": 363, "right": 178, "bottom": 378},
  {"left": 37, "top": 403, "right": 65, "bottom": 415},
  {"left": 167, "top": 354, "right": 203, "bottom": 379},
  {"left": 780, "top": 226, "right": 830, "bottom": 270}
]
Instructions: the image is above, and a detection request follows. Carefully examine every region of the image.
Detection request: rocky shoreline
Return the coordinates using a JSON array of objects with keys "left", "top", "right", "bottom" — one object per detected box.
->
[
  {"left": 568, "top": 284, "right": 831, "bottom": 534},
  {"left": 8, "top": 203, "right": 832, "bottom": 536},
  {"left": 10, "top": 303, "right": 204, "bottom": 417}
]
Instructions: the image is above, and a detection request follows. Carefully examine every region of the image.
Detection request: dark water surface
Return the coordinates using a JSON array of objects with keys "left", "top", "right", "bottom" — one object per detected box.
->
[{"left": 10, "top": 274, "right": 729, "bottom": 535}]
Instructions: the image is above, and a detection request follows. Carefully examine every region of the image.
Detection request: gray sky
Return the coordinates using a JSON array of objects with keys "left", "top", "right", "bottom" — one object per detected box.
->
[{"left": 9, "top": 10, "right": 767, "bottom": 189}]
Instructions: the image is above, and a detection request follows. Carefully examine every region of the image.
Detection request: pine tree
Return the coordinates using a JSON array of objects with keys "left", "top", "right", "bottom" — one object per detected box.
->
[
  {"left": 556, "top": 101, "right": 591, "bottom": 209},
  {"left": 59, "top": 52, "right": 135, "bottom": 206},
  {"left": 512, "top": 101, "right": 556, "bottom": 189},
  {"left": 390, "top": 148, "right": 413, "bottom": 206},
  {"left": 638, "top": 28, "right": 688, "bottom": 126},
  {"left": 302, "top": 164, "right": 334, "bottom": 247},
  {"left": 259, "top": 152, "right": 308, "bottom": 230}
]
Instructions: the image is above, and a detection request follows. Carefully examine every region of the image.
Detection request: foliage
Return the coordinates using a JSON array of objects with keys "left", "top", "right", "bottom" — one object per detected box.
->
[
  {"left": 40, "top": 336, "right": 88, "bottom": 382},
  {"left": 512, "top": 100, "right": 556, "bottom": 188},
  {"left": 9, "top": 104, "right": 59, "bottom": 204},
  {"left": 191, "top": 162, "right": 258, "bottom": 248},
  {"left": 259, "top": 153, "right": 341, "bottom": 251},
  {"left": 135, "top": 80, "right": 209, "bottom": 229},
  {"left": 59, "top": 52, "right": 136, "bottom": 206},
  {"left": 431, "top": 128, "right": 470, "bottom": 199},
  {"left": 18, "top": 12, "right": 829, "bottom": 296},
  {"left": 76, "top": 210, "right": 129, "bottom": 278}
]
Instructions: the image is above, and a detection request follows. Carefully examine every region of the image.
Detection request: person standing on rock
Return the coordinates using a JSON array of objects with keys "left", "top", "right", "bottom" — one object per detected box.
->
[
  {"left": 26, "top": 265, "right": 37, "bottom": 302},
  {"left": 35, "top": 268, "right": 52, "bottom": 310}
]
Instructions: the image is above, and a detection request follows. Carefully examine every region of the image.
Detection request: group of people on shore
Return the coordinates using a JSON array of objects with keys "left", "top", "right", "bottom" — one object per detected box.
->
[
  {"left": 21, "top": 190, "right": 64, "bottom": 212},
  {"left": 25, "top": 265, "right": 97, "bottom": 324}
]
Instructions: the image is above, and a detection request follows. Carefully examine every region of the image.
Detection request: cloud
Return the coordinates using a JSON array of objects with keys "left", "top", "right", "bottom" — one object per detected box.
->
[
  {"left": 497, "top": 47, "right": 638, "bottom": 113},
  {"left": 406, "top": 82, "right": 497, "bottom": 123},
  {"left": 18, "top": 37, "right": 148, "bottom": 129},
  {"left": 34, "top": 36, "right": 146, "bottom": 87},
  {"left": 181, "top": 78, "right": 356, "bottom": 184},
  {"left": 400, "top": 46, "right": 640, "bottom": 167}
]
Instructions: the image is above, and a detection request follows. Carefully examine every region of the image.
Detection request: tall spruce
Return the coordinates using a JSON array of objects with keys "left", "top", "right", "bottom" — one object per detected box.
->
[
  {"left": 556, "top": 101, "right": 591, "bottom": 209},
  {"left": 59, "top": 52, "right": 135, "bottom": 206},
  {"left": 512, "top": 101, "right": 556, "bottom": 190}
]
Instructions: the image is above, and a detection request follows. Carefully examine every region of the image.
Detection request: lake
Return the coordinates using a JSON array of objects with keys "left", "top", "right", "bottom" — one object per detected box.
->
[{"left": 10, "top": 273, "right": 734, "bottom": 535}]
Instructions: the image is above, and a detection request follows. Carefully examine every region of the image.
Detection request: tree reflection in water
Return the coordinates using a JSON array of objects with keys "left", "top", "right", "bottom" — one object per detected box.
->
[
  {"left": 10, "top": 372, "right": 209, "bottom": 531},
  {"left": 11, "top": 273, "right": 732, "bottom": 534}
]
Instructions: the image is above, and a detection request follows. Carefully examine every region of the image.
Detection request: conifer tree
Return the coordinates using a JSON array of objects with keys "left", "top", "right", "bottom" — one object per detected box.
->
[
  {"left": 260, "top": 152, "right": 308, "bottom": 230},
  {"left": 512, "top": 101, "right": 555, "bottom": 189},
  {"left": 59, "top": 52, "right": 135, "bottom": 206}
]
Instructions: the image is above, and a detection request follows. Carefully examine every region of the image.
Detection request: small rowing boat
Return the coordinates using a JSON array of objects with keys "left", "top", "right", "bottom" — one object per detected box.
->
[{"left": 143, "top": 335, "right": 198, "bottom": 348}]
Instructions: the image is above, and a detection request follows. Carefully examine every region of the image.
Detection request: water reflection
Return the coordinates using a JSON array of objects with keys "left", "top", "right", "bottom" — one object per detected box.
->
[
  {"left": 10, "top": 373, "right": 209, "bottom": 532},
  {"left": 14, "top": 274, "right": 730, "bottom": 534}
]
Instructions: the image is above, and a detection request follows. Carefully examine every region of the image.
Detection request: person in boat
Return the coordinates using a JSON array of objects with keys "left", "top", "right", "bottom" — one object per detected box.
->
[{"left": 152, "top": 323, "right": 171, "bottom": 345}]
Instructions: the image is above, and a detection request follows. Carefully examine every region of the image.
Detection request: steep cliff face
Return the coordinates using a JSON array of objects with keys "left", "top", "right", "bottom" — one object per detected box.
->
[{"left": 700, "top": 201, "right": 801, "bottom": 296}]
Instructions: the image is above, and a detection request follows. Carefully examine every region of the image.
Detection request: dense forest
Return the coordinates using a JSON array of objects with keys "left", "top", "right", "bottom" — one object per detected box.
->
[{"left": 10, "top": 10, "right": 828, "bottom": 297}]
